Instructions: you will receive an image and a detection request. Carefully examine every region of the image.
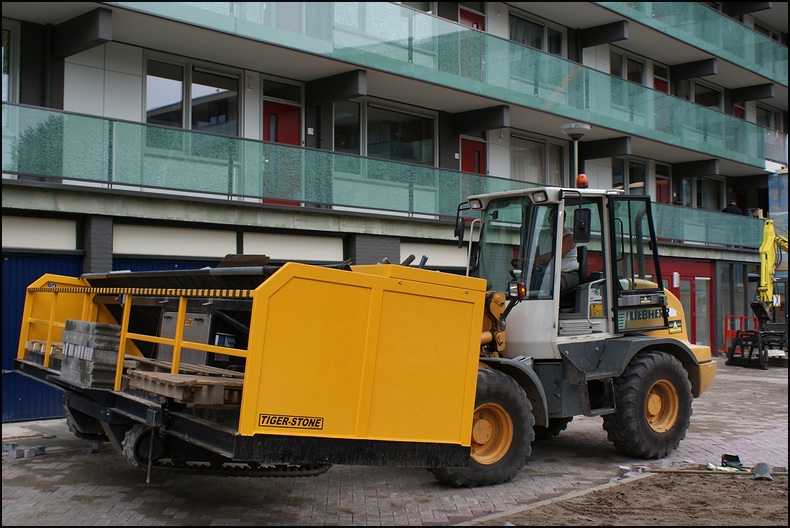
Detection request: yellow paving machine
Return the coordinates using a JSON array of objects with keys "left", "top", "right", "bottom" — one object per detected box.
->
[{"left": 14, "top": 187, "right": 716, "bottom": 487}]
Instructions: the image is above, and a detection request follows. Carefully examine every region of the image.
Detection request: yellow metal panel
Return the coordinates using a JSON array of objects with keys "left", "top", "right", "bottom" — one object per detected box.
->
[
  {"left": 238, "top": 263, "right": 486, "bottom": 448},
  {"left": 366, "top": 288, "right": 482, "bottom": 442}
]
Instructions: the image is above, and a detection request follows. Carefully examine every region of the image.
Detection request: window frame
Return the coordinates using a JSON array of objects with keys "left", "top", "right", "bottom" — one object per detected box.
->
[
  {"left": 508, "top": 9, "right": 566, "bottom": 58},
  {"left": 509, "top": 131, "right": 566, "bottom": 186},
  {"left": 143, "top": 53, "right": 242, "bottom": 137},
  {"left": 612, "top": 156, "right": 649, "bottom": 196},
  {"left": 2, "top": 18, "right": 21, "bottom": 104}
]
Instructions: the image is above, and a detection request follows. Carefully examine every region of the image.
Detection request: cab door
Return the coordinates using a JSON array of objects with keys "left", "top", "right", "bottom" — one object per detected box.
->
[{"left": 608, "top": 196, "right": 668, "bottom": 333}]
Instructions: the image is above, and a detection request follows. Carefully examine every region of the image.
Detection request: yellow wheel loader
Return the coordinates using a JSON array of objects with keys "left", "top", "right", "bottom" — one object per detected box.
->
[{"left": 13, "top": 186, "right": 716, "bottom": 487}]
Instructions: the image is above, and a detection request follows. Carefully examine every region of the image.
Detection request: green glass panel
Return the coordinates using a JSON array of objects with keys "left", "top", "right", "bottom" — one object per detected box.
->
[
  {"left": 597, "top": 2, "right": 788, "bottom": 86},
  {"left": 109, "top": 2, "right": 782, "bottom": 167}
]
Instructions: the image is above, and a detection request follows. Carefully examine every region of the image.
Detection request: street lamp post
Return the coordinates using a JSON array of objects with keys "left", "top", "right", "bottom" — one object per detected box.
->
[{"left": 561, "top": 123, "right": 591, "bottom": 188}]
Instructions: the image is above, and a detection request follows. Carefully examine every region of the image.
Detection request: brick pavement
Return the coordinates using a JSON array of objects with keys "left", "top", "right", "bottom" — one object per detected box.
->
[{"left": 3, "top": 357, "right": 787, "bottom": 526}]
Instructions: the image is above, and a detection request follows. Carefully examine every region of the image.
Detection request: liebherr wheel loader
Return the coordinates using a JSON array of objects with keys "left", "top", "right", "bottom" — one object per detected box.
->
[{"left": 13, "top": 186, "right": 716, "bottom": 487}]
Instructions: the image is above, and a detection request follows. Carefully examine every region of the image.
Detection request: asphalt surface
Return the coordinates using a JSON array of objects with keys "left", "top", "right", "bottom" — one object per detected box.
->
[{"left": 2, "top": 356, "right": 787, "bottom": 526}]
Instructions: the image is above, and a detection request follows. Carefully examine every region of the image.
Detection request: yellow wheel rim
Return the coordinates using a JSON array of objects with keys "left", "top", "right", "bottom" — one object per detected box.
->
[
  {"left": 470, "top": 402, "right": 513, "bottom": 464},
  {"left": 645, "top": 379, "right": 679, "bottom": 433}
]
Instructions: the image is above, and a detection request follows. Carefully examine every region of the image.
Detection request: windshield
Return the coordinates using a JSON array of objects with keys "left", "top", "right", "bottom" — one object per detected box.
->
[{"left": 474, "top": 197, "right": 558, "bottom": 298}]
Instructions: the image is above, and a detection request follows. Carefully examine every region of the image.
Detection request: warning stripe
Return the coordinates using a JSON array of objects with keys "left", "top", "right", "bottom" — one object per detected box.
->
[{"left": 26, "top": 286, "right": 254, "bottom": 299}]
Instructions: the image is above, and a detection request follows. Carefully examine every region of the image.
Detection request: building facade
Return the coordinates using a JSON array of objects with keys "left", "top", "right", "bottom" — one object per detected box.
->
[{"left": 2, "top": 2, "right": 787, "bottom": 421}]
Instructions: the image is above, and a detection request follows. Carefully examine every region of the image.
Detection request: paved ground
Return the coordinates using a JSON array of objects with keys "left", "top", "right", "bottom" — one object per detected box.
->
[{"left": 2, "top": 356, "right": 787, "bottom": 526}]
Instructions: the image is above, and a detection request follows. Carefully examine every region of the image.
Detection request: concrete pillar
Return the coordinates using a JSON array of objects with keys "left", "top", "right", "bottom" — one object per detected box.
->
[
  {"left": 83, "top": 215, "right": 113, "bottom": 273},
  {"left": 346, "top": 234, "right": 399, "bottom": 265}
]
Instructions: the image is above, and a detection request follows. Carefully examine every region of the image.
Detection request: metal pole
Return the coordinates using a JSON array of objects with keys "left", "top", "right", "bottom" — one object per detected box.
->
[{"left": 572, "top": 140, "right": 578, "bottom": 188}]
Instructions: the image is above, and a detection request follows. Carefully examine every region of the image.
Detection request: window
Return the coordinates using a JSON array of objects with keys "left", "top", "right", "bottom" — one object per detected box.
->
[
  {"left": 757, "top": 104, "right": 783, "bottom": 132},
  {"left": 656, "top": 163, "right": 671, "bottom": 204},
  {"left": 693, "top": 82, "right": 722, "bottom": 111},
  {"left": 697, "top": 176, "right": 724, "bottom": 210},
  {"left": 2, "top": 20, "right": 20, "bottom": 103},
  {"left": 146, "top": 61, "right": 184, "bottom": 128},
  {"left": 611, "top": 51, "right": 646, "bottom": 85},
  {"left": 612, "top": 158, "right": 647, "bottom": 195},
  {"left": 510, "top": 135, "right": 565, "bottom": 186},
  {"left": 626, "top": 58, "right": 644, "bottom": 84},
  {"left": 753, "top": 22, "right": 780, "bottom": 42},
  {"left": 334, "top": 100, "right": 361, "bottom": 155},
  {"left": 145, "top": 58, "right": 240, "bottom": 137},
  {"left": 653, "top": 65, "right": 669, "bottom": 93},
  {"left": 610, "top": 51, "right": 623, "bottom": 78},
  {"left": 398, "top": 2, "right": 436, "bottom": 15},
  {"left": 672, "top": 175, "right": 724, "bottom": 210},
  {"left": 191, "top": 70, "right": 238, "bottom": 136},
  {"left": 510, "top": 13, "right": 564, "bottom": 57},
  {"left": 367, "top": 104, "right": 435, "bottom": 166}
]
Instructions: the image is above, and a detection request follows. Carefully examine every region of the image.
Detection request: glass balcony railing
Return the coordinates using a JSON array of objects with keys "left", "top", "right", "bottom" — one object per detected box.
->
[
  {"left": 596, "top": 2, "right": 788, "bottom": 87},
  {"left": 1, "top": 103, "right": 525, "bottom": 219},
  {"left": 109, "top": 2, "right": 785, "bottom": 167},
  {"left": 2, "top": 103, "right": 765, "bottom": 249}
]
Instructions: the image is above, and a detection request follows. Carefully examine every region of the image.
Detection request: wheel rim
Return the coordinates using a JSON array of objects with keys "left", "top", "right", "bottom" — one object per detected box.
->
[
  {"left": 470, "top": 402, "right": 513, "bottom": 464},
  {"left": 645, "top": 379, "right": 679, "bottom": 433}
]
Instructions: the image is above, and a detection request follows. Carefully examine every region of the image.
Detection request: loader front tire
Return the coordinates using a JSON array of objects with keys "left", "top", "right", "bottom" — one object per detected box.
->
[
  {"left": 602, "top": 351, "right": 692, "bottom": 459},
  {"left": 430, "top": 368, "right": 533, "bottom": 487}
]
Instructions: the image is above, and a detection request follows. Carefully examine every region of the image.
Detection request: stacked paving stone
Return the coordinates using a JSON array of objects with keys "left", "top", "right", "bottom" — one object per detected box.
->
[
  {"left": 3, "top": 442, "right": 45, "bottom": 459},
  {"left": 59, "top": 320, "right": 121, "bottom": 389}
]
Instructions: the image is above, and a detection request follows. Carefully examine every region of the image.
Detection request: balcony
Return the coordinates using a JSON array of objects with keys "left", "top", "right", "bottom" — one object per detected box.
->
[
  {"left": 2, "top": 103, "right": 765, "bottom": 250},
  {"left": 109, "top": 1, "right": 786, "bottom": 167},
  {"left": 596, "top": 2, "right": 788, "bottom": 87}
]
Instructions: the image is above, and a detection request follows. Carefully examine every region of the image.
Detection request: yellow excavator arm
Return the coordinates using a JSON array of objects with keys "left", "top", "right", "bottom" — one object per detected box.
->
[{"left": 758, "top": 220, "right": 789, "bottom": 304}]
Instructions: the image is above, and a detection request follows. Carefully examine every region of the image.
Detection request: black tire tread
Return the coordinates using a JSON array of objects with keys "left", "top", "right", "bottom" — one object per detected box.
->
[
  {"left": 430, "top": 368, "right": 534, "bottom": 487},
  {"left": 602, "top": 351, "right": 692, "bottom": 459}
]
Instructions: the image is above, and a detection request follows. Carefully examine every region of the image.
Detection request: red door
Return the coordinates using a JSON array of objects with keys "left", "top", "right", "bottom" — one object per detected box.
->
[
  {"left": 459, "top": 8, "right": 484, "bottom": 31},
  {"left": 459, "top": 9, "right": 484, "bottom": 81},
  {"left": 263, "top": 101, "right": 300, "bottom": 145},
  {"left": 662, "top": 258, "right": 713, "bottom": 347},
  {"left": 461, "top": 138, "right": 486, "bottom": 200},
  {"left": 656, "top": 177, "right": 670, "bottom": 204},
  {"left": 263, "top": 101, "right": 301, "bottom": 205},
  {"left": 461, "top": 138, "right": 486, "bottom": 175}
]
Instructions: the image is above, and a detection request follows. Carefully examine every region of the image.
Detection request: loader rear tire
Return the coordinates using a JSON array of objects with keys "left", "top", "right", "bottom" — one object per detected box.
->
[
  {"left": 602, "top": 350, "right": 692, "bottom": 459},
  {"left": 429, "top": 368, "right": 533, "bottom": 487}
]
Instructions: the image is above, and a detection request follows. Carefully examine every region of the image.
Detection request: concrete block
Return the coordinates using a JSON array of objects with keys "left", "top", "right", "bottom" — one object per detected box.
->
[
  {"left": 23, "top": 446, "right": 45, "bottom": 457},
  {"left": 3, "top": 442, "right": 18, "bottom": 452},
  {"left": 82, "top": 440, "right": 103, "bottom": 454}
]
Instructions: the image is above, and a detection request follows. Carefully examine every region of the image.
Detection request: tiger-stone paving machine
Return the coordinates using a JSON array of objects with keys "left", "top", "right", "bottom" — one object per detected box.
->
[{"left": 14, "top": 186, "right": 716, "bottom": 487}]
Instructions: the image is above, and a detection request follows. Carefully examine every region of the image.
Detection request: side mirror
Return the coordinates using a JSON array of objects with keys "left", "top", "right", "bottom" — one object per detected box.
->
[
  {"left": 455, "top": 202, "right": 470, "bottom": 248},
  {"left": 573, "top": 208, "right": 592, "bottom": 243}
]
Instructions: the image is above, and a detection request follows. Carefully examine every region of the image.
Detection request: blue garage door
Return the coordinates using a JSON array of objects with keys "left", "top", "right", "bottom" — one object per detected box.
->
[{"left": 2, "top": 254, "right": 83, "bottom": 422}]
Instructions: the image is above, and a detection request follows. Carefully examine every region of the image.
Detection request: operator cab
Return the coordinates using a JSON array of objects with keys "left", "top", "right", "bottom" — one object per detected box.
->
[{"left": 456, "top": 187, "right": 668, "bottom": 359}]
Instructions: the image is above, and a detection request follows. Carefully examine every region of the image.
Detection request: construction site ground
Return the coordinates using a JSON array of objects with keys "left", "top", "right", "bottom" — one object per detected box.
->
[{"left": 2, "top": 356, "right": 787, "bottom": 526}]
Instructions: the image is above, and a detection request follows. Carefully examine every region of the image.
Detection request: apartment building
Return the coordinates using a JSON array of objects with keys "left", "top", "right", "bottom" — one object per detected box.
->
[{"left": 2, "top": 2, "right": 787, "bottom": 421}]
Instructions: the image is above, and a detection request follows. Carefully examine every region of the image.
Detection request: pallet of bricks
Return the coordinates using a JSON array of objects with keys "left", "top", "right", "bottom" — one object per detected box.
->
[{"left": 59, "top": 320, "right": 121, "bottom": 389}]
